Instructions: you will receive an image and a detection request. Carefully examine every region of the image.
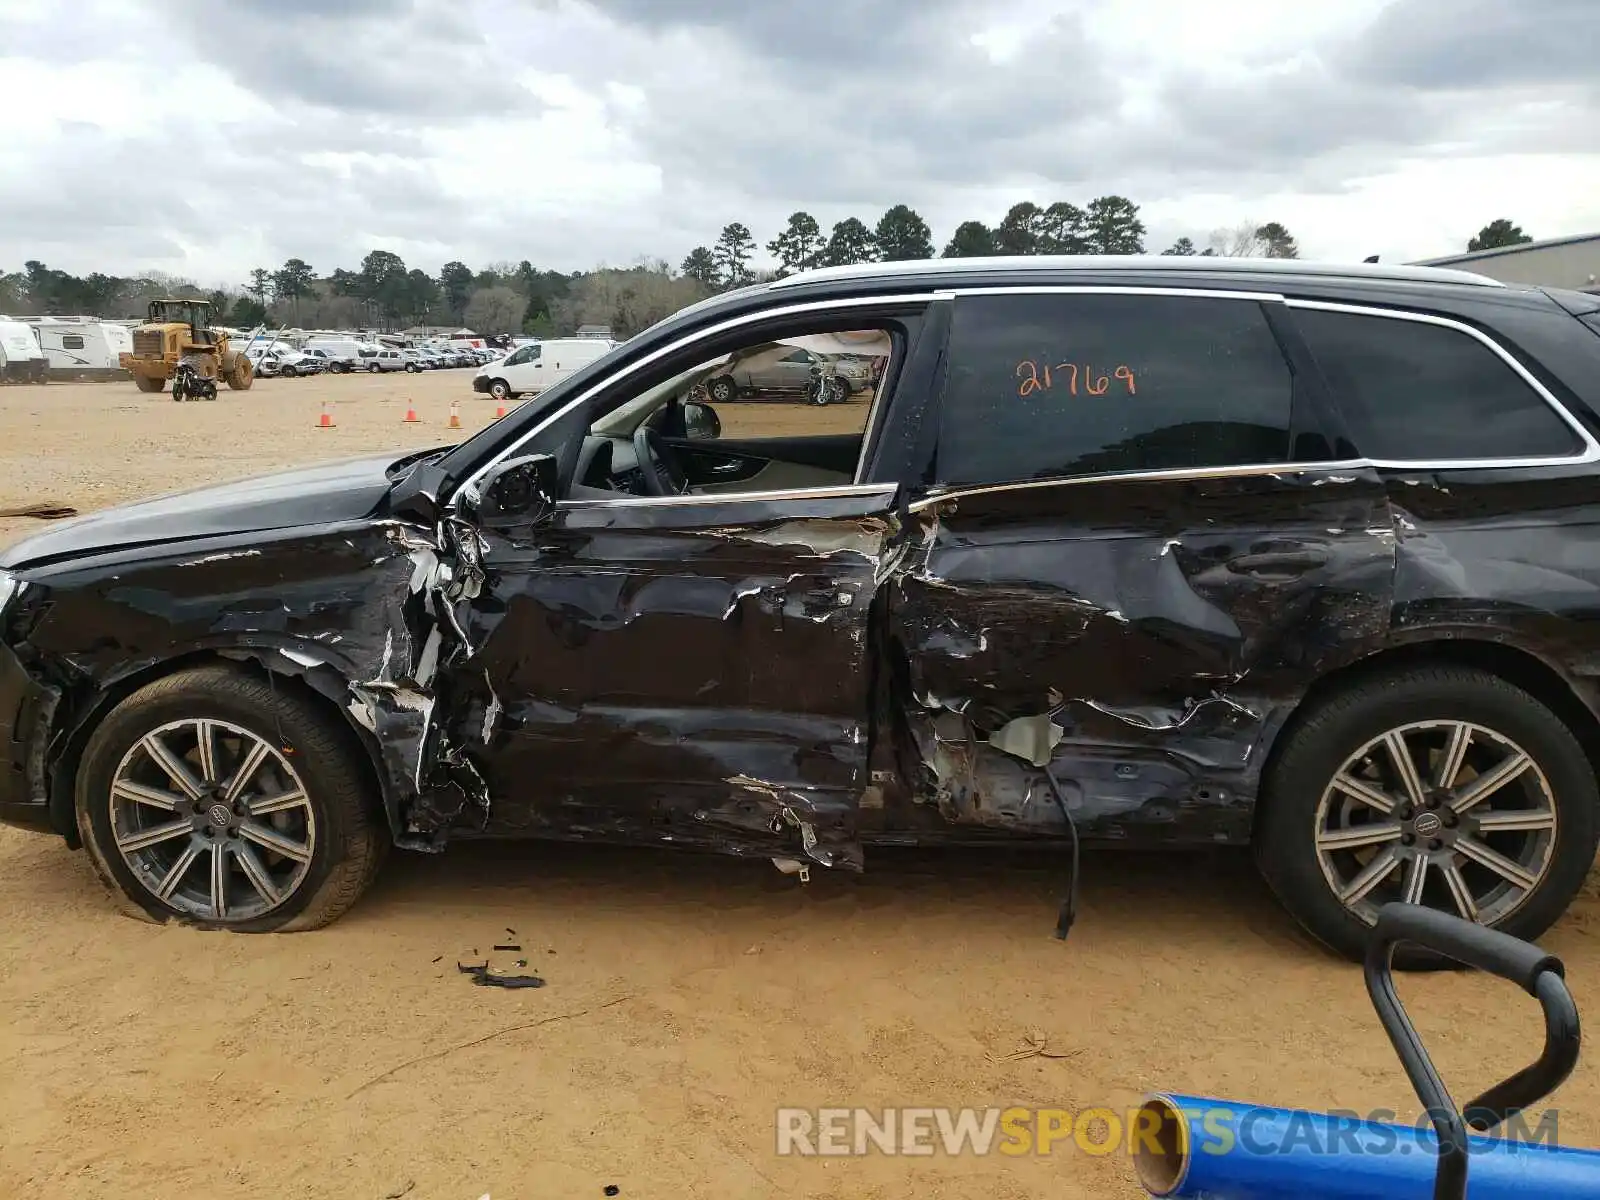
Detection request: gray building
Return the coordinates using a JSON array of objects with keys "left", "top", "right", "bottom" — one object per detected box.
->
[{"left": 1415, "top": 232, "right": 1600, "bottom": 293}]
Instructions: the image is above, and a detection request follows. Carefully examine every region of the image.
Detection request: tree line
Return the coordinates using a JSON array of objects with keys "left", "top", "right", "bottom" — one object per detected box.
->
[{"left": 0, "top": 214, "right": 1535, "bottom": 340}]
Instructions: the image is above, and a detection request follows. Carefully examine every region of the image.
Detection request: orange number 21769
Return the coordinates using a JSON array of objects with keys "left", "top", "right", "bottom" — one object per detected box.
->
[{"left": 1016, "top": 360, "right": 1137, "bottom": 398}]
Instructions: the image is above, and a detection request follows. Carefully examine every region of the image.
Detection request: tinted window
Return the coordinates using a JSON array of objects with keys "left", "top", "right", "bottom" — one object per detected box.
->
[
  {"left": 62, "top": 335, "right": 85, "bottom": 349},
  {"left": 1293, "top": 308, "right": 1581, "bottom": 461},
  {"left": 935, "top": 294, "right": 1296, "bottom": 484}
]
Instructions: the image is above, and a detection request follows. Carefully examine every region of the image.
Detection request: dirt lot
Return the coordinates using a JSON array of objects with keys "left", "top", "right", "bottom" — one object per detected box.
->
[{"left": 3, "top": 372, "right": 1600, "bottom": 1199}]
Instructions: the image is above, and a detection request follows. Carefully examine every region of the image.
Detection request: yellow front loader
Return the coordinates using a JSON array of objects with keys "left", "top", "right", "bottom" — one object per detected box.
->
[{"left": 119, "top": 299, "right": 254, "bottom": 399}]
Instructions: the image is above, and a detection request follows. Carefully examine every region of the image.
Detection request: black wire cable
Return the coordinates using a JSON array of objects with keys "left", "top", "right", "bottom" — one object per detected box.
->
[{"left": 1041, "top": 765, "right": 1080, "bottom": 940}]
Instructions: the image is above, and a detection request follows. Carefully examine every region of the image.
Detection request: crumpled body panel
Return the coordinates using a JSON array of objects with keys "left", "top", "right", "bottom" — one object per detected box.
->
[
  {"left": 883, "top": 468, "right": 1398, "bottom": 843},
  {"left": 450, "top": 494, "right": 897, "bottom": 869}
]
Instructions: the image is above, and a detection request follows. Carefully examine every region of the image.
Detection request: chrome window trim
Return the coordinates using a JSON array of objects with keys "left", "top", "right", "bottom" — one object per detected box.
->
[
  {"left": 1284, "top": 299, "right": 1600, "bottom": 469},
  {"left": 933, "top": 285, "right": 1287, "bottom": 303},
  {"left": 906, "top": 460, "right": 1374, "bottom": 513},
  {"left": 558, "top": 482, "right": 897, "bottom": 510},
  {"left": 451, "top": 291, "right": 940, "bottom": 507}
]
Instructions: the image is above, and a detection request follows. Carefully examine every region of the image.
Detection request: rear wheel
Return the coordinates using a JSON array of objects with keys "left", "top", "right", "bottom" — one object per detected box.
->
[
  {"left": 75, "top": 666, "right": 387, "bottom": 932},
  {"left": 1256, "top": 666, "right": 1598, "bottom": 965},
  {"left": 707, "top": 375, "right": 738, "bottom": 404},
  {"left": 134, "top": 374, "right": 166, "bottom": 394},
  {"left": 368, "top": 362, "right": 381, "bottom": 374}
]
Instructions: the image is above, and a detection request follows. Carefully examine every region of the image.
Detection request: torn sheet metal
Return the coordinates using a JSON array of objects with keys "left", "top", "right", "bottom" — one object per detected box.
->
[
  {"left": 447, "top": 498, "right": 896, "bottom": 867},
  {"left": 4, "top": 516, "right": 498, "bottom": 852},
  {"left": 888, "top": 467, "right": 1397, "bottom": 844}
]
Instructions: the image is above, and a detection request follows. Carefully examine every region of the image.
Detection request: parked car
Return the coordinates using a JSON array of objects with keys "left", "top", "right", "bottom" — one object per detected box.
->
[
  {"left": 363, "top": 348, "right": 407, "bottom": 373},
  {"left": 705, "top": 345, "right": 872, "bottom": 404},
  {"left": 276, "top": 350, "right": 323, "bottom": 377},
  {"left": 5, "top": 255, "right": 1600, "bottom": 958},
  {"left": 473, "top": 337, "right": 617, "bottom": 401},
  {"left": 243, "top": 344, "right": 319, "bottom": 378},
  {"left": 301, "top": 348, "right": 355, "bottom": 374},
  {"left": 306, "top": 337, "right": 382, "bottom": 370}
]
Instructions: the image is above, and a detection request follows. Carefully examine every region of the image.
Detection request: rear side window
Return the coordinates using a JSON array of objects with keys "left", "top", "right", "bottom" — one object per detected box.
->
[
  {"left": 935, "top": 294, "right": 1296, "bottom": 485},
  {"left": 1292, "top": 307, "right": 1582, "bottom": 461}
]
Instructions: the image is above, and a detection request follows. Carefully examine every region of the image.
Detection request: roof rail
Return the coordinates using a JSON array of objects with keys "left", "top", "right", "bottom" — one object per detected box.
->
[{"left": 767, "top": 255, "right": 1507, "bottom": 290}]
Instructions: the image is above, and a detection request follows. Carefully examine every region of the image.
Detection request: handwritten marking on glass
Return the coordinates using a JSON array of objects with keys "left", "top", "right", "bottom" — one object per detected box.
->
[{"left": 1015, "top": 360, "right": 1137, "bottom": 398}]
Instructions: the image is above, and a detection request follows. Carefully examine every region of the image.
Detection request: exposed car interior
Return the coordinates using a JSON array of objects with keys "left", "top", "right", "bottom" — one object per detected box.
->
[{"left": 566, "top": 328, "right": 895, "bottom": 500}]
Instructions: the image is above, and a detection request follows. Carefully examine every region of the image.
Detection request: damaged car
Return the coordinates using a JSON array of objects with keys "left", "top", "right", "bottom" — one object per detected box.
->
[{"left": 5, "top": 255, "right": 1600, "bottom": 960}]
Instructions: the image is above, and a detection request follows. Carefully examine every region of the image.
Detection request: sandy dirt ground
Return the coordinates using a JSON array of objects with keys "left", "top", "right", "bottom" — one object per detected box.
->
[{"left": 3, "top": 373, "right": 1600, "bottom": 1199}]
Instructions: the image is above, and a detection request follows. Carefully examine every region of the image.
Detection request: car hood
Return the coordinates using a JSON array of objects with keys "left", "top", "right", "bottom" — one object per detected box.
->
[{"left": 1, "top": 452, "right": 416, "bottom": 569}]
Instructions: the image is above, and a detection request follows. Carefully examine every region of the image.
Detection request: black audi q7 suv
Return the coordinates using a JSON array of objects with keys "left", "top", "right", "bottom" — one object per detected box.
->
[{"left": 4, "top": 255, "right": 1600, "bottom": 962}]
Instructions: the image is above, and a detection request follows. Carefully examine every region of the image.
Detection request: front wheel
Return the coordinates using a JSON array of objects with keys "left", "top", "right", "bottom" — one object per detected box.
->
[
  {"left": 405, "top": 363, "right": 421, "bottom": 373},
  {"left": 488, "top": 378, "right": 512, "bottom": 401},
  {"left": 75, "top": 666, "right": 387, "bottom": 932},
  {"left": 1256, "top": 665, "right": 1599, "bottom": 965},
  {"left": 134, "top": 374, "right": 166, "bottom": 394}
]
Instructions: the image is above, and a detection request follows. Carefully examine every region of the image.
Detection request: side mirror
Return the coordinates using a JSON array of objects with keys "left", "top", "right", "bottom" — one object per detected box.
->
[
  {"left": 475, "top": 453, "right": 559, "bottom": 527},
  {"left": 683, "top": 399, "right": 721, "bottom": 440}
]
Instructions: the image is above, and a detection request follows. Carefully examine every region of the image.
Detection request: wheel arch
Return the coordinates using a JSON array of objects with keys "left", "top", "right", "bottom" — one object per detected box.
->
[
  {"left": 47, "top": 647, "right": 391, "bottom": 850},
  {"left": 1253, "top": 635, "right": 1600, "bottom": 840}
]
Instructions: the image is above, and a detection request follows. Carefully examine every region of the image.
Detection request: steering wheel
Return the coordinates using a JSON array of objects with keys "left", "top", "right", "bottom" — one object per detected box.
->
[{"left": 632, "top": 426, "right": 689, "bottom": 496}]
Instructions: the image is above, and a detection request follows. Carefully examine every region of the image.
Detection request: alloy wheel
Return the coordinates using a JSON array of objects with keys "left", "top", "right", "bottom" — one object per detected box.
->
[
  {"left": 1314, "top": 719, "right": 1557, "bottom": 927},
  {"left": 107, "top": 718, "right": 317, "bottom": 922}
]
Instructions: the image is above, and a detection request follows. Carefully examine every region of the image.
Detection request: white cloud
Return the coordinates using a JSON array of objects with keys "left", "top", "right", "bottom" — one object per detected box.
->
[{"left": 1, "top": 0, "right": 1598, "bottom": 285}]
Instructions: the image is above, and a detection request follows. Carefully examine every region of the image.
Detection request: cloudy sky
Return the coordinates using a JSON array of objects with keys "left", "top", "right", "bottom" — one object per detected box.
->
[{"left": 1, "top": 0, "right": 1596, "bottom": 286}]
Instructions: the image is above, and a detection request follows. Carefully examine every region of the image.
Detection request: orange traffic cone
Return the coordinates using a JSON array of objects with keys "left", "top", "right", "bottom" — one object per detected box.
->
[
  {"left": 447, "top": 399, "right": 462, "bottom": 430},
  {"left": 494, "top": 399, "right": 507, "bottom": 419},
  {"left": 402, "top": 401, "right": 420, "bottom": 424},
  {"left": 317, "top": 400, "right": 335, "bottom": 429}
]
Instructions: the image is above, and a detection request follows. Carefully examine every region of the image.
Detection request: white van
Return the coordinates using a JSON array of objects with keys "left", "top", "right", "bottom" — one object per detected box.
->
[
  {"left": 473, "top": 337, "right": 617, "bottom": 400},
  {"left": 0, "top": 318, "right": 48, "bottom": 383},
  {"left": 23, "top": 319, "right": 134, "bottom": 379}
]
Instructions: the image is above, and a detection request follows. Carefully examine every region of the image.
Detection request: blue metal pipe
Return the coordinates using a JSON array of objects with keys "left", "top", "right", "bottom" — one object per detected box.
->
[{"left": 1135, "top": 1093, "right": 1600, "bottom": 1199}]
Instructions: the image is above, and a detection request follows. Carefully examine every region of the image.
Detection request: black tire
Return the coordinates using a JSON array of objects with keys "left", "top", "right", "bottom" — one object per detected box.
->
[
  {"left": 406, "top": 363, "right": 421, "bottom": 373},
  {"left": 368, "top": 362, "right": 381, "bottom": 374},
  {"left": 75, "top": 665, "right": 388, "bottom": 933},
  {"left": 708, "top": 375, "right": 738, "bottom": 404},
  {"left": 1256, "top": 665, "right": 1598, "bottom": 966},
  {"left": 488, "top": 378, "right": 512, "bottom": 402}
]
